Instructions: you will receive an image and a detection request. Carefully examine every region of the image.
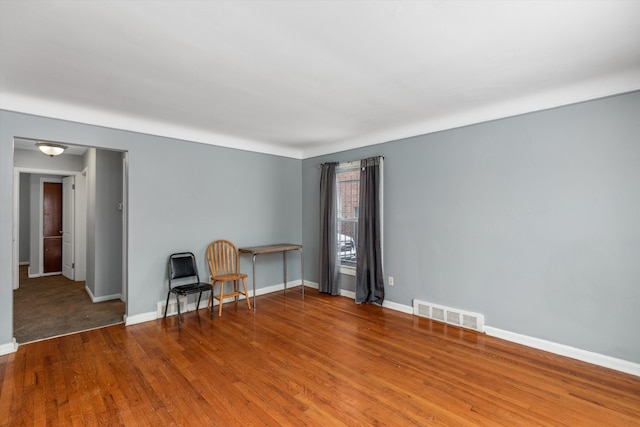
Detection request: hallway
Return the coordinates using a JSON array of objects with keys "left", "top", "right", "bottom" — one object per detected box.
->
[{"left": 13, "top": 266, "right": 124, "bottom": 343}]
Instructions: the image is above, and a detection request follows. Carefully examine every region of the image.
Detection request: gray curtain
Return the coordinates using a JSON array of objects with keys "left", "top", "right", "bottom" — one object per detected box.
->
[
  {"left": 355, "top": 156, "right": 384, "bottom": 305},
  {"left": 318, "top": 162, "right": 339, "bottom": 295}
]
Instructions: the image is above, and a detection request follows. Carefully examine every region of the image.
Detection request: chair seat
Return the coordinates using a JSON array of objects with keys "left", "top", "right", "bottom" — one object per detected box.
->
[
  {"left": 212, "top": 273, "right": 248, "bottom": 282},
  {"left": 170, "top": 282, "right": 212, "bottom": 295}
]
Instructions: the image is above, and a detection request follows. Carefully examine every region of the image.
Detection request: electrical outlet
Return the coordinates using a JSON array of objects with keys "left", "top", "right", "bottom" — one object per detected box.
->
[{"left": 388, "top": 276, "right": 394, "bottom": 286}]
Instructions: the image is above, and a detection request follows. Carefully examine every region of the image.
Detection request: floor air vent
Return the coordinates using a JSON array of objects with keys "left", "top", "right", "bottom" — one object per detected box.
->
[
  {"left": 157, "top": 296, "right": 187, "bottom": 318},
  {"left": 413, "top": 300, "right": 484, "bottom": 333},
  {"left": 431, "top": 306, "right": 445, "bottom": 322}
]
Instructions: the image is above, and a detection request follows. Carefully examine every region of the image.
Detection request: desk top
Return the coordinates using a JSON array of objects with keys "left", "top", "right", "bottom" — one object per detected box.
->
[{"left": 239, "top": 243, "right": 302, "bottom": 255}]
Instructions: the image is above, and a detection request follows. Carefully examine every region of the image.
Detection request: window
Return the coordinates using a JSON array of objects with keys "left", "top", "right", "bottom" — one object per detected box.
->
[{"left": 336, "top": 162, "right": 360, "bottom": 269}]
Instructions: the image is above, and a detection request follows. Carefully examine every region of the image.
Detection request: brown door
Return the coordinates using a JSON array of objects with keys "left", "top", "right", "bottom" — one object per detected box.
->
[{"left": 43, "top": 182, "right": 63, "bottom": 273}]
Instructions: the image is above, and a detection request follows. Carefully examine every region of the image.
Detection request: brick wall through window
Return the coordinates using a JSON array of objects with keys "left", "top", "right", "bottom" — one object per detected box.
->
[{"left": 337, "top": 168, "right": 359, "bottom": 267}]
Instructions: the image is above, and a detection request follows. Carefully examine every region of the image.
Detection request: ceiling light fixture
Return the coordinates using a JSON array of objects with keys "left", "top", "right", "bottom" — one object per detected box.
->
[{"left": 36, "top": 141, "right": 68, "bottom": 157}]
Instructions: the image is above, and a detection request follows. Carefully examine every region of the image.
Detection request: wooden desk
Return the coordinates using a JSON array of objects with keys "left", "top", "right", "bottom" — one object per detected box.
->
[{"left": 239, "top": 243, "right": 304, "bottom": 308}]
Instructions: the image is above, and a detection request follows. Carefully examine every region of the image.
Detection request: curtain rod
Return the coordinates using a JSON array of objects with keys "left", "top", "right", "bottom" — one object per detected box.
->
[{"left": 316, "top": 155, "right": 384, "bottom": 168}]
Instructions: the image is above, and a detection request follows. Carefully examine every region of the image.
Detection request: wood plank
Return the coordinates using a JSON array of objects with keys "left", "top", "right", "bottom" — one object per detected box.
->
[{"left": 2, "top": 288, "right": 639, "bottom": 426}]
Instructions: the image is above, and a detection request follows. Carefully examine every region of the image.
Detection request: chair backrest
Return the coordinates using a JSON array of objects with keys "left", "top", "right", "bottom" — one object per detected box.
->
[
  {"left": 169, "top": 252, "right": 200, "bottom": 287},
  {"left": 206, "top": 240, "right": 240, "bottom": 277}
]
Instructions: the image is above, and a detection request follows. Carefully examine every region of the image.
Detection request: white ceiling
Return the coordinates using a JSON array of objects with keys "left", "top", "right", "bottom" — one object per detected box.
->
[{"left": 1, "top": 1, "right": 639, "bottom": 159}]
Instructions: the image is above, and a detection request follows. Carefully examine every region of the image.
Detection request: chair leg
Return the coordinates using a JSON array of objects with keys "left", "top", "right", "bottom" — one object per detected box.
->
[
  {"left": 176, "top": 294, "right": 182, "bottom": 329},
  {"left": 209, "top": 290, "right": 214, "bottom": 319},
  {"left": 197, "top": 292, "right": 203, "bottom": 312},
  {"left": 218, "top": 281, "right": 224, "bottom": 317},
  {"left": 234, "top": 280, "right": 239, "bottom": 305},
  {"left": 242, "top": 278, "right": 251, "bottom": 311},
  {"left": 211, "top": 283, "right": 218, "bottom": 314},
  {"left": 163, "top": 292, "right": 171, "bottom": 318}
]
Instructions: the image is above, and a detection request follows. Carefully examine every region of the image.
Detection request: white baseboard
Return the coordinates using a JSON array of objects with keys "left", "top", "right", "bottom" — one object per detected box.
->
[
  {"left": 382, "top": 300, "right": 413, "bottom": 314},
  {"left": 128, "top": 280, "right": 313, "bottom": 325},
  {"left": 340, "top": 289, "right": 355, "bottom": 299},
  {"left": 304, "top": 280, "right": 350, "bottom": 297},
  {"left": 303, "top": 281, "right": 319, "bottom": 290},
  {"left": 334, "top": 287, "right": 413, "bottom": 314},
  {"left": 253, "top": 279, "right": 310, "bottom": 296},
  {"left": 0, "top": 338, "right": 18, "bottom": 356},
  {"left": 25, "top": 270, "right": 64, "bottom": 278},
  {"left": 93, "top": 293, "right": 123, "bottom": 303},
  {"left": 19, "top": 261, "right": 29, "bottom": 266},
  {"left": 484, "top": 326, "right": 640, "bottom": 377},
  {"left": 207, "top": 279, "right": 308, "bottom": 306},
  {"left": 85, "top": 285, "right": 122, "bottom": 303},
  {"left": 124, "top": 311, "right": 157, "bottom": 326}
]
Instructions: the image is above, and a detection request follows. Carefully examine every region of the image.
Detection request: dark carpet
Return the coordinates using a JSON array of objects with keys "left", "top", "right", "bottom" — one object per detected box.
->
[{"left": 13, "top": 266, "right": 125, "bottom": 344}]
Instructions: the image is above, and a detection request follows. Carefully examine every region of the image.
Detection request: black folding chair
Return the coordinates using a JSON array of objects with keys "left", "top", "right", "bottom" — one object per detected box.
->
[{"left": 164, "top": 252, "right": 213, "bottom": 329}]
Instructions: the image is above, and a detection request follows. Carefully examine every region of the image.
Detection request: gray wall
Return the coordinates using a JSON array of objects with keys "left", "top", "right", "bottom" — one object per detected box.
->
[
  {"left": 14, "top": 148, "right": 83, "bottom": 171},
  {"left": 84, "top": 147, "right": 123, "bottom": 300},
  {"left": 84, "top": 148, "right": 97, "bottom": 296},
  {"left": 0, "top": 110, "right": 302, "bottom": 347},
  {"left": 302, "top": 91, "right": 640, "bottom": 363},
  {"left": 18, "top": 173, "right": 29, "bottom": 263},
  {"left": 93, "top": 149, "right": 123, "bottom": 299}
]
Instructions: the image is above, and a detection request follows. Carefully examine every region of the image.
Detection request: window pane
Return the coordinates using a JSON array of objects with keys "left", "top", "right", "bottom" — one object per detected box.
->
[{"left": 337, "top": 168, "right": 359, "bottom": 267}]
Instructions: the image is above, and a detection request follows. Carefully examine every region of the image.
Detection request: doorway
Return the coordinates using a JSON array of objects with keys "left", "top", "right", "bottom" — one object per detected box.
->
[{"left": 12, "top": 142, "right": 128, "bottom": 343}]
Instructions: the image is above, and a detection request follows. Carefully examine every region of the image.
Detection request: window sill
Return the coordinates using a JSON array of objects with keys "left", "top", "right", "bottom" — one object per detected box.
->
[{"left": 339, "top": 265, "right": 356, "bottom": 276}]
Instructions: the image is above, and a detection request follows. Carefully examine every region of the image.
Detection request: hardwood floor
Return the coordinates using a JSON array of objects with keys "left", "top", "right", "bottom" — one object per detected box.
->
[{"left": 1, "top": 288, "right": 639, "bottom": 426}]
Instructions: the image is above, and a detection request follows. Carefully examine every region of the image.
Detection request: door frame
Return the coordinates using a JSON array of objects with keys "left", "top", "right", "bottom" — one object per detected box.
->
[
  {"left": 12, "top": 167, "right": 82, "bottom": 289},
  {"left": 121, "top": 153, "right": 128, "bottom": 304},
  {"left": 12, "top": 148, "right": 130, "bottom": 345}
]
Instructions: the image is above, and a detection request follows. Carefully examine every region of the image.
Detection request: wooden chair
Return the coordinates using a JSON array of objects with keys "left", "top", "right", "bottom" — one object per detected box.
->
[
  {"left": 164, "top": 252, "right": 213, "bottom": 329},
  {"left": 206, "top": 240, "right": 252, "bottom": 316}
]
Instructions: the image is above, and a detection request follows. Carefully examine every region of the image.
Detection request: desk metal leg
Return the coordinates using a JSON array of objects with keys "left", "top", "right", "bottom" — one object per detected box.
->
[
  {"left": 299, "top": 248, "right": 304, "bottom": 298},
  {"left": 283, "top": 251, "right": 287, "bottom": 293},
  {"left": 252, "top": 254, "right": 257, "bottom": 309},
  {"left": 248, "top": 248, "right": 304, "bottom": 309}
]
